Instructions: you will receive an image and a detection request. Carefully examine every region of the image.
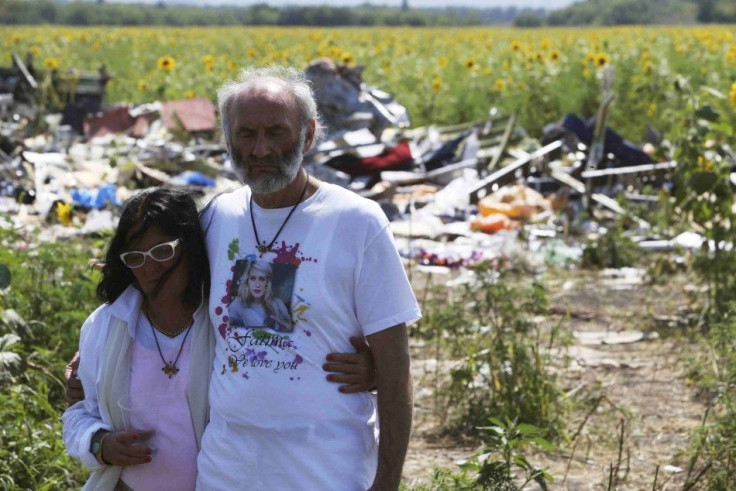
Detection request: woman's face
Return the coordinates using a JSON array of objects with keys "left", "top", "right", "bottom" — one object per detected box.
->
[
  {"left": 247, "top": 271, "right": 269, "bottom": 300},
  {"left": 125, "top": 225, "right": 188, "bottom": 301}
]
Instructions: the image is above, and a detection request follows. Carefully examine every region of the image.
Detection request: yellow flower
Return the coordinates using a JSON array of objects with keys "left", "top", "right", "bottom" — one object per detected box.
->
[
  {"left": 185, "top": 90, "right": 196, "bottom": 99},
  {"left": 698, "top": 156, "right": 713, "bottom": 171},
  {"left": 549, "top": 50, "right": 560, "bottom": 62},
  {"left": 495, "top": 79, "right": 506, "bottom": 92},
  {"left": 138, "top": 79, "right": 148, "bottom": 91},
  {"left": 44, "top": 58, "right": 60, "bottom": 69},
  {"left": 157, "top": 56, "right": 176, "bottom": 71},
  {"left": 202, "top": 54, "right": 214, "bottom": 65},
  {"left": 595, "top": 52, "right": 610, "bottom": 67},
  {"left": 730, "top": 82, "right": 736, "bottom": 109},
  {"left": 56, "top": 202, "right": 73, "bottom": 227},
  {"left": 431, "top": 76, "right": 442, "bottom": 93},
  {"left": 341, "top": 52, "right": 354, "bottom": 65},
  {"left": 30, "top": 46, "right": 40, "bottom": 55},
  {"left": 227, "top": 60, "right": 238, "bottom": 71},
  {"left": 647, "top": 102, "right": 657, "bottom": 117},
  {"left": 465, "top": 58, "right": 476, "bottom": 70},
  {"left": 483, "top": 67, "right": 493, "bottom": 76},
  {"left": 437, "top": 56, "right": 448, "bottom": 67},
  {"left": 511, "top": 41, "right": 522, "bottom": 51}
]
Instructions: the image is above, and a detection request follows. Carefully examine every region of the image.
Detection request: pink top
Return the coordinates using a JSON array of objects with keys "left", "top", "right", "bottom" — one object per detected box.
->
[{"left": 120, "top": 314, "right": 198, "bottom": 490}]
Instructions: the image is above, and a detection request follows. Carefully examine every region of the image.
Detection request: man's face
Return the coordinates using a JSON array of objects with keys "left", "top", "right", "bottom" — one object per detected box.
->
[{"left": 228, "top": 83, "right": 307, "bottom": 194}]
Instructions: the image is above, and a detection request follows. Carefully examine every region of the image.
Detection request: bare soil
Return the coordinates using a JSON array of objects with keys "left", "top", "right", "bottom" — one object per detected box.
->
[{"left": 402, "top": 268, "right": 707, "bottom": 490}]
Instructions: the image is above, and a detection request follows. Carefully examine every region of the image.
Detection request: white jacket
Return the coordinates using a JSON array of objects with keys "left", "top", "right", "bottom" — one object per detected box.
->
[{"left": 62, "top": 286, "right": 215, "bottom": 491}]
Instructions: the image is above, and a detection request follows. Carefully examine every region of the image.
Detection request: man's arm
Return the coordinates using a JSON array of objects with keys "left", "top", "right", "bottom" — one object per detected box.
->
[{"left": 366, "top": 323, "right": 412, "bottom": 491}]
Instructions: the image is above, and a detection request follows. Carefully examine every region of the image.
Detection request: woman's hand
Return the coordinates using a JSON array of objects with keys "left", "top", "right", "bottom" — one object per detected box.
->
[
  {"left": 323, "top": 337, "right": 377, "bottom": 393},
  {"left": 64, "top": 351, "right": 84, "bottom": 405},
  {"left": 101, "top": 430, "right": 155, "bottom": 467}
]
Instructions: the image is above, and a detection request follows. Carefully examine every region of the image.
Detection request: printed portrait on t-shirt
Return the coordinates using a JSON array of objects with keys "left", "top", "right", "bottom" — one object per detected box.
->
[{"left": 228, "top": 259, "right": 296, "bottom": 333}]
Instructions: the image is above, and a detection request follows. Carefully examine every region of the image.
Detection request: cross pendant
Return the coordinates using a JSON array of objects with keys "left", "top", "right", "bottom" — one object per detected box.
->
[{"left": 162, "top": 362, "right": 179, "bottom": 378}]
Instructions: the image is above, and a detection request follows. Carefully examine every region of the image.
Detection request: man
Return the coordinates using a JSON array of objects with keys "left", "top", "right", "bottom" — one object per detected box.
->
[{"left": 196, "top": 65, "right": 419, "bottom": 490}]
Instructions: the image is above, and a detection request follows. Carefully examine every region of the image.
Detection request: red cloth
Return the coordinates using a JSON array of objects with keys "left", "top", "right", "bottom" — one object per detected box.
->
[{"left": 327, "top": 141, "right": 413, "bottom": 177}]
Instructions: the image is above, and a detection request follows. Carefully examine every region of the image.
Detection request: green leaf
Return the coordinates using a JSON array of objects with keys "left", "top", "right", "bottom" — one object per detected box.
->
[
  {"left": 516, "top": 423, "right": 544, "bottom": 436},
  {"left": 532, "top": 436, "right": 555, "bottom": 452},
  {"left": 487, "top": 417, "right": 505, "bottom": 428},
  {"left": 701, "top": 86, "right": 726, "bottom": 99},
  {"left": 0, "top": 264, "right": 10, "bottom": 289},
  {"left": 689, "top": 171, "right": 718, "bottom": 194},
  {"left": 0, "top": 309, "right": 27, "bottom": 333},
  {"left": 695, "top": 104, "right": 720, "bottom": 122},
  {"left": 0, "top": 333, "right": 22, "bottom": 377}
]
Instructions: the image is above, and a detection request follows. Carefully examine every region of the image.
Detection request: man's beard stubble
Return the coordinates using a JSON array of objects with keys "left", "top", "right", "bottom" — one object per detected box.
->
[{"left": 232, "top": 140, "right": 304, "bottom": 194}]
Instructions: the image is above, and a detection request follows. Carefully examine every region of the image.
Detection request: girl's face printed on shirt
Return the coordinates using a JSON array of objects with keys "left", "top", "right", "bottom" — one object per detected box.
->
[{"left": 248, "top": 272, "right": 268, "bottom": 300}]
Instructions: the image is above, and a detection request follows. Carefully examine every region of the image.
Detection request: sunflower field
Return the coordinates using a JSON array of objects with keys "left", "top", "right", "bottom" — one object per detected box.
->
[{"left": 2, "top": 25, "right": 736, "bottom": 141}]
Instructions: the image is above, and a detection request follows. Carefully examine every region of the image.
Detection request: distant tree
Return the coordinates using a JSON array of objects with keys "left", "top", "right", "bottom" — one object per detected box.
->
[{"left": 514, "top": 13, "right": 544, "bottom": 27}]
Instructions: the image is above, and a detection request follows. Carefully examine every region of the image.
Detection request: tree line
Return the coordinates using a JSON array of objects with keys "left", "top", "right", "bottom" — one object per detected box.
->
[
  {"left": 516, "top": 0, "right": 736, "bottom": 26},
  {"left": 0, "top": 1, "right": 544, "bottom": 27}
]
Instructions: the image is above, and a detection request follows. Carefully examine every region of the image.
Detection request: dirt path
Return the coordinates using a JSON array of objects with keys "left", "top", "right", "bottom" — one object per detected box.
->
[{"left": 402, "top": 268, "right": 707, "bottom": 489}]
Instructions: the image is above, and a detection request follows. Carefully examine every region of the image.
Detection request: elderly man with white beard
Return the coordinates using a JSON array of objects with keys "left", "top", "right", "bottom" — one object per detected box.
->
[{"left": 195, "top": 65, "right": 420, "bottom": 491}]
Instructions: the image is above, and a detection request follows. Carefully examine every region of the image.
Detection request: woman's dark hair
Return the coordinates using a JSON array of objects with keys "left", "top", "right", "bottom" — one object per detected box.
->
[{"left": 97, "top": 186, "right": 210, "bottom": 307}]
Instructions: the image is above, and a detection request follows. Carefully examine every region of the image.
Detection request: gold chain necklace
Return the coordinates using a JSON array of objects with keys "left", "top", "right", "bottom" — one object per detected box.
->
[
  {"left": 144, "top": 308, "right": 194, "bottom": 378},
  {"left": 249, "top": 171, "right": 309, "bottom": 257}
]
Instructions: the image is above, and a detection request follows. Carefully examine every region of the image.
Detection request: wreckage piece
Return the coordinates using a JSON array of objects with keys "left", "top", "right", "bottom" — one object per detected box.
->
[
  {"left": 549, "top": 168, "right": 649, "bottom": 228},
  {"left": 580, "top": 160, "right": 677, "bottom": 180},
  {"left": 59, "top": 65, "right": 112, "bottom": 134},
  {"left": 0, "top": 54, "right": 37, "bottom": 107},
  {"left": 468, "top": 140, "right": 563, "bottom": 205},
  {"left": 484, "top": 111, "right": 517, "bottom": 173},
  {"left": 304, "top": 58, "right": 409, "bottom": 138}
]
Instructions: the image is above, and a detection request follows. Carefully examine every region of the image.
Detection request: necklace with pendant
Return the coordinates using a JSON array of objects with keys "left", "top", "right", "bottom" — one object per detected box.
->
[
  {"left": 145, "top": 308, "right": 194, "bottom": 378},
  {"left": 249, "top": 171, "right": 309, "bottom": 257}
]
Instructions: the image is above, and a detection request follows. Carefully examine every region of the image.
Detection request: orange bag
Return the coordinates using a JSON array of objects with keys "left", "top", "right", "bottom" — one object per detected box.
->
[{"left": 470, "top": 213, "right": 520, "bottom": 233}]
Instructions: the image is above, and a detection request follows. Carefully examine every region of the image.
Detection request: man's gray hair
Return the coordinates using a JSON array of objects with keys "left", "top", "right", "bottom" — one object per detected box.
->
[{"left": 217, "top": 65, "right": 325, "bottom": 153}]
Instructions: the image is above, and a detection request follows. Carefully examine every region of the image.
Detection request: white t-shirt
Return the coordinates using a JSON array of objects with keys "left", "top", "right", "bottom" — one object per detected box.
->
[
  {"left": 197, "top": 183, "right": 421, "bottom": 490},
  {"left": 121, "top": 314, "right": 198, "bottom": 490}
]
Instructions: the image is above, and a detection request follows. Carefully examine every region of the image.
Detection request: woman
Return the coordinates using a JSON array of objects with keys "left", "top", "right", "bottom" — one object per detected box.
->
[
  {"left": 229, "top": 259, "right": 292, "bottom": 331},
  {"left": 63, "top": 187, "right": 373, "bottom": 490}
]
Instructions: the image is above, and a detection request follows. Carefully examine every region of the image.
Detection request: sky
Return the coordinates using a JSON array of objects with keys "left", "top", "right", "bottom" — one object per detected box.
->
[{"left": 137, "top": 0, "right": 579, "bottom": 10}]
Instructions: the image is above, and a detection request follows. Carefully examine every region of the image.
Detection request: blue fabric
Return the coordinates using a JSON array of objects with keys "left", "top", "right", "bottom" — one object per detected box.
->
[{"left": 71, "top": 184, "right": 122, "bottom": 210}]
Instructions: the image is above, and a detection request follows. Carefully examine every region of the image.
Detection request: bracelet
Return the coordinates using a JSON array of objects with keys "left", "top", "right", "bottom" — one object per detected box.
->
[{"left": 98, "top": 432, "right": 111, "bottom": 465}]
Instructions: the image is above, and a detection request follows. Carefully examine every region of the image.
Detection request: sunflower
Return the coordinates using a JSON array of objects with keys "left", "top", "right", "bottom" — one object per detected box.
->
[
  {"left": 437, "top": 56, "right": 448, "bottom": 67},
  {"left": 185, "top": 90, "right": 196, "bottom": 99},
  {"left": 341, "top": 52, "right": 355, "bottom": 66},
  {"left": 202, "top": 54, "right": 214, "bottom": 65},
  {"left": 465, "top": 58, "right": 477, "bottom": 70},
  {"left": 227, "top": 60, "right": 238, "bottom": 71},
  {"left": 44, "top": 57, "right": 60, "bottom": 69},
  {"left": 511, "top": 41, "right": 522, "bottom": 51},
  {"left": 157, "top": 56, "right": 176, "bottom": 71},
  {"left": 138, "top": 79, "right": 148, "bottom": 91},
  {"left": 431, "top": 76, "right": 442, "bottom": 93},
  {"left": 549, "top": 50, "right": 560, "bottom": 62},
  {"left": 730, "top": 82, "right": 736, "bottom": 110},
  {"left": 495, "top": 79, "right": 506, "bottom": 92},
  {"left": 595, "top": 52, "right": 610, "bottom": 67}
]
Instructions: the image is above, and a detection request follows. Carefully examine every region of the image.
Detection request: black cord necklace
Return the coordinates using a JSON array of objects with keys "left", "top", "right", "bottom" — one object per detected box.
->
[
  {"left": 249, "top": 171, "right": 310, "bottom": 257},
  {"left": 146, "top": 309, "right": 194, "bottom": 378}
]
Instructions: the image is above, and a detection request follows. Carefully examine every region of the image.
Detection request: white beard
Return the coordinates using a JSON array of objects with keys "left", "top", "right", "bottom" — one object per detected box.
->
[{"left": 233, "top": 140, "right": 304, "bottom": 194}]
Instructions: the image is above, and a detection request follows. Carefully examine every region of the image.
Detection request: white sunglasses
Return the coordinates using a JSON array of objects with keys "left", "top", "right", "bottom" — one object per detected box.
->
[{"left": 120, "top": 238, "right": 181, "bottom": 269}]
